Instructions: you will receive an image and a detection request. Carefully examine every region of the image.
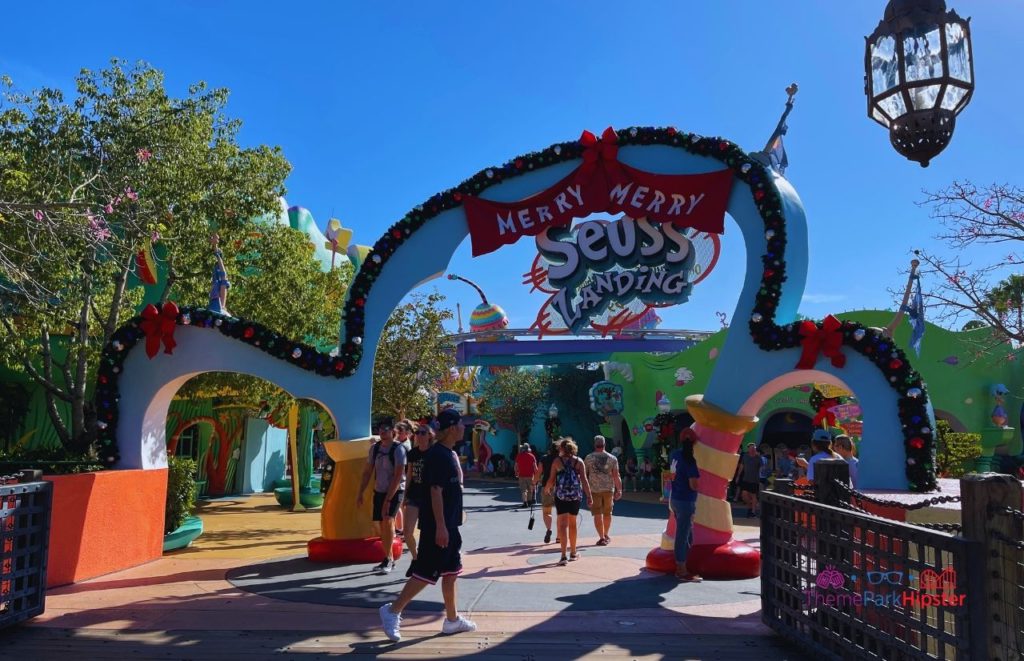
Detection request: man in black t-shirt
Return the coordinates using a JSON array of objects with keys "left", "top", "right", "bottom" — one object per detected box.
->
[
  {"left": 534, "top": 442, "right": 559, "bottom": 544},
  {"left": 379, "top": 408, "right": 477, "bottom": 642}
]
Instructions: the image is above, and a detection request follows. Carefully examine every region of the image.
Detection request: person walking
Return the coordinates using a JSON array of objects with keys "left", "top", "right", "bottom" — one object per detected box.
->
[
  {"left": 832, "top": 434, "right": 859, "bottom": 488},
  {"left": 534, "top": 442, "right": 559, "bottom": 543},
  {"left": 669, "top": 436, "right": 702, "bottom": 582},
  {"left": 402, "top": 423, "right": 435, "bottom": 561},
  {"left": 584, "top": 435, "right": 622, "bottom": 546},
  {"left": 356, "top": 418, "right": 407, "bottom": 574},
  {"left": 733, "top": 443, "right": 763, "bottom": 518},
  {"left": 514, "top": 443, "right": 538, "bottom": 509},
  {"left": 544, "top": 438, "right": 593, "bottom": 566},
  {"left": 379, "top": 408, "right": 476, "bottom": 642}
]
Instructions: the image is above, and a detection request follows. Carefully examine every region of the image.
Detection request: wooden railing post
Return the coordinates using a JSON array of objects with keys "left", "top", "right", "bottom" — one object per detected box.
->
[
  {"left": 773, "top": 478, "right": 793, "bottom": 495},
  {"left": 960, "top": 472, "right": 1024, "bottom": 660}
]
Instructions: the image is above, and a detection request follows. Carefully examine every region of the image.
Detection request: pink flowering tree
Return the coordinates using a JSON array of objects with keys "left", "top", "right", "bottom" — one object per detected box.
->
[{"left": 0, "top": 60, "right": 290, "bottom": 454}]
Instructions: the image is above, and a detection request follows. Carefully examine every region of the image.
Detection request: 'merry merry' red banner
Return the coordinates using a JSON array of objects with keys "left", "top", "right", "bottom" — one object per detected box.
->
[{"left": 463, "top": 128, "right": 734, "bottom": 257}]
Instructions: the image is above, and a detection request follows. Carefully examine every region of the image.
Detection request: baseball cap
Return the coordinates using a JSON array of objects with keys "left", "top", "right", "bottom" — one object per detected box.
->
[
  {"left": 437, "top": 408, "right": 462, "bottom": 432},
  {"left": 811, "top": 429, "right": 833, "bottom": 443}
]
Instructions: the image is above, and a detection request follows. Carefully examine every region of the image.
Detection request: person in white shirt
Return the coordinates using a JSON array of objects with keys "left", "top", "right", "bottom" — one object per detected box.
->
[
  {"left": 804, "top": 429, "right": 842, "bottom": 483},
  {"left": 832, "top": 434, "right": 859, "bottom": 488}
]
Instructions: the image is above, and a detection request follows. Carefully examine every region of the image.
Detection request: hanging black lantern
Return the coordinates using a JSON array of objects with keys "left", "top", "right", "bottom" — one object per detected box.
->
[{"left": 865, "top": 0, "right": 974, "bottom": 167}]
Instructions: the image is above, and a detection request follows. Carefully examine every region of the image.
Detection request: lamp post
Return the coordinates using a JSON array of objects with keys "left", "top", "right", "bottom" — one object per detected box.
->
[
  {"left": 865, "top": 0, "right": 974, "bottom": 167},
  {"left": 657, "top": 395, "right": 672, "bottom": 414}
]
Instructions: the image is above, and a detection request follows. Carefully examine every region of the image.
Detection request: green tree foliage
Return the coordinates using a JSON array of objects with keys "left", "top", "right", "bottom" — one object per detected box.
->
[
  {"left": 371, "top": 291, "right": 454, "bottom": 421},
  {"left": 165, "top": 455, "right": 198, "bottom": 534},
  {"left": 480, "top": 368, "right": 551, "bottom": 443},
  {"left": 934, "top": 419, "right": 981, "bottom": 478},
  {"left": 0, "top": 60, "right": 290, "bottom": 452}
]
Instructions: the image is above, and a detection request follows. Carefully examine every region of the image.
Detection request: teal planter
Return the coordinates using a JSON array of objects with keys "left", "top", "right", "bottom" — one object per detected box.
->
[
  {"left": 273, "top": 487, "right": 324, "bottom": 509},
  {"left": 163, "top": 516, "right": 203, "bottom": 552},
  {"left": 271, "top": 478, "right": 320, "bottom": 491}
]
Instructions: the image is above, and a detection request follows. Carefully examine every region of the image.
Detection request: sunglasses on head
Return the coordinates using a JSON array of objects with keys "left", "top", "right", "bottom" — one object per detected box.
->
[{"left": 415, "top": 429, "right": 430, "bottom": 435}]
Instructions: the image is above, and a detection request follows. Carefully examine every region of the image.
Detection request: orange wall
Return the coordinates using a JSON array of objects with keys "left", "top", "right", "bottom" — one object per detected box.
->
[{"left": 44, "top": 469, "right": 167, "bottom": 587}]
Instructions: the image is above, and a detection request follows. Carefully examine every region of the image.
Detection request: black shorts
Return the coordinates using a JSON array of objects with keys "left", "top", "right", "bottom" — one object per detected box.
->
[
  {"left": 372, "top": 490, "right": 404, "bottom": 521},
  {"left": 407, "top": 527, "right": 462, "bottom": 585},
  {"left": 554, "top": 498, "right": 581, "bottom": 516},
  {"left": 739, "top": 481, "right": 759, "bottom": 495}
]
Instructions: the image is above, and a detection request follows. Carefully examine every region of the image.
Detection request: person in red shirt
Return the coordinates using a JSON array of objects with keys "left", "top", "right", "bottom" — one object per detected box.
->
[{"left": 514, "top": 443, "right": 538, "bottom": 509}]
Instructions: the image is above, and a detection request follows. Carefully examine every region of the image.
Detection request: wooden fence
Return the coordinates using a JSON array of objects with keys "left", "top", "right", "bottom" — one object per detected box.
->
[{"left": 761, "top": 460, "right": 1023, "bottom": 661}]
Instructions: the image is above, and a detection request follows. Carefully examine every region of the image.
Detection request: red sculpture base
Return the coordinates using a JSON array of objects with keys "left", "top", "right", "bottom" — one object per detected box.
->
[
  {"left": 645, "top": 539, "right": 760, "bottom": 579},
  {"left": 307, "top": 536, "right": 405, "bottom": 564}
]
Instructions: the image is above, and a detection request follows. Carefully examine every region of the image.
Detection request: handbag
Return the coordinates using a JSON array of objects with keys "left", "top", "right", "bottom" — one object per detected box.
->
[{"left": 527, "top": 485, "right": 536, "bottom": 529}]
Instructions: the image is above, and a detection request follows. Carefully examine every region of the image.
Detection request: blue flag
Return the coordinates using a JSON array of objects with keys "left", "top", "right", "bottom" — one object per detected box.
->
[
  {"left": 903, "top": 274, "right": 925, "bottom": 356},
  {"left": 768, "top": 133, "right": 788, "bottom": 175}
]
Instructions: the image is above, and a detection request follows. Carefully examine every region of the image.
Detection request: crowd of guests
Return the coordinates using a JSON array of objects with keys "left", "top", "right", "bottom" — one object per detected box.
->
[
  {"left": 361, "top": 415, "right": 866, "bottom": 641},
  {"left": 731, "top": 429, "right": 859, "bottom": 517}
]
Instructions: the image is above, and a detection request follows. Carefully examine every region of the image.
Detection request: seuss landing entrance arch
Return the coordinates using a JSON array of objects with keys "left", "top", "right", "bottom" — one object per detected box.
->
[{"left": 102, "top": 127, "right": 937, "bottom": 579}]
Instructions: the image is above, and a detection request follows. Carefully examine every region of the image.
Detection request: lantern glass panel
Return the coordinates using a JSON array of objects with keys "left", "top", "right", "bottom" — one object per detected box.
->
[
  {"left": 872, "top": 107, "right": 891, "bottom": 127},
  {"left": 903, "top": 25, "right": 944, "bottom": 82},
  {"left": 870, "top": 34, "right": 900, "bottom": 95},
  {"left": 941, "top": 85, "right": 968, "bottom": 111},
  {"left": 878, "top": 91, "right": 908, "bottom": 121},
  {"left": 910, "top": 84, "right": 942, "bottom": 110},
  {"left": 945, "top": 22, "right": 971, "bottom": 82}
]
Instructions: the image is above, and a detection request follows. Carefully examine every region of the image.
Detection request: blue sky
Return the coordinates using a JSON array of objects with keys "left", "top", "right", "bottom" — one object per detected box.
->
[{"left": 4, "top": 1, "right": 1022, "bottom": 333}]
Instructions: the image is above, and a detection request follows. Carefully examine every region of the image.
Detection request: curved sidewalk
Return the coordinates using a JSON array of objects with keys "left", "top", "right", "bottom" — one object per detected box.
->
[{"left": 9, "top": 483, "right": 811, "bottom": 659}]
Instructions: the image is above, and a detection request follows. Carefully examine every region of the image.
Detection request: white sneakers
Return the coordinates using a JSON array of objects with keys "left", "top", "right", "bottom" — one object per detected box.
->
[
  {"left": 379, "top": 603, "right": 402, "bottom": 642},
  {"left": 379, "top": 604, "right": 477, "bottom": 642},
  {"left": 441, "top": 615, "right": 478, "bottom": 635}
]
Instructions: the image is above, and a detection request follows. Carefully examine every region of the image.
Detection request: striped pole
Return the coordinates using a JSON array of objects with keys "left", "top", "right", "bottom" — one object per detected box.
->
[{"left": 646, "top": 395, "right": 761, "bottom": 578}]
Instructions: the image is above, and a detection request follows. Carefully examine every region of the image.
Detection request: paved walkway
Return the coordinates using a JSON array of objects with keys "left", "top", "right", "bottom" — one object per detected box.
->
[{"left": 5, "top": 481, "right": 811, "bottom": 660}]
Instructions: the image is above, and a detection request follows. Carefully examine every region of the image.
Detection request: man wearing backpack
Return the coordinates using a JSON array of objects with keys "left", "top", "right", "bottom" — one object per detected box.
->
[
  {"left": 544, "top": 437, "right": 593, "bottom": 566},
  {"left": 356, "top": 417, "right": 407, "bottom": 574}
]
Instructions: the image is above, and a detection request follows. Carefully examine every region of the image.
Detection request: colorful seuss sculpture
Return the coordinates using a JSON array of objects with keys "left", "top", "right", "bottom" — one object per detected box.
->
[{"left": 208, "top": 234, "right": 231, "bottom": 316}]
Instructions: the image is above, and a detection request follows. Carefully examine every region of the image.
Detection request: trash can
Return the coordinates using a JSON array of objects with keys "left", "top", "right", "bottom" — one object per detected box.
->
[{"left": 0, "top": 473, "right": 52, "bottom": 628}]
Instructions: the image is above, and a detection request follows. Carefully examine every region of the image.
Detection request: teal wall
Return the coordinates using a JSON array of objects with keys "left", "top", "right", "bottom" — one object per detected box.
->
[{"left": 240, "top": 418, "right": 288, "bottom": 493}]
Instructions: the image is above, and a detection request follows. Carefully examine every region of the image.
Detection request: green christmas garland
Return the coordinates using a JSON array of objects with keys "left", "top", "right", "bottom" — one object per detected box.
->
[{"left": 94, "top": 126, "right": 936, "bottom": 491}]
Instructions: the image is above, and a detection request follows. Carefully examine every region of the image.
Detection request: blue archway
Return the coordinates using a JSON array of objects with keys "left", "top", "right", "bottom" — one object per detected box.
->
[{"left": 98, "top": 127, "right": 938, "bottom": 575}]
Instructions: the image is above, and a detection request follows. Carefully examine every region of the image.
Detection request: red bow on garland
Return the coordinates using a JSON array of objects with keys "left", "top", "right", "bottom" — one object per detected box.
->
[
  {"left": 812, "top": 399, "right": 839, "bottom": 428},
  {"left": 140, "top": 301, "right": 179, "bottom": 359},
  {"left": 796, "top": 315, "right": 846, "bottom": 370},
  {"left": 576, "top": 127, "right": 624, "bottom": 185}
]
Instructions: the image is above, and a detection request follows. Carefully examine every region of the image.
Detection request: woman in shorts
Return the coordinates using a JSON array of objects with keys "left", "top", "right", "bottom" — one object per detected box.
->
[{"left": 544, "top": 438, "right": 593, "bottom": 566}]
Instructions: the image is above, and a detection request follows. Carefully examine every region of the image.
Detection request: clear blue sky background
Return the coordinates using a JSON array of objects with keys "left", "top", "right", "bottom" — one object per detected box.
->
[{"left": 4, "top": 1, "right": 1022, "bottom": 333}]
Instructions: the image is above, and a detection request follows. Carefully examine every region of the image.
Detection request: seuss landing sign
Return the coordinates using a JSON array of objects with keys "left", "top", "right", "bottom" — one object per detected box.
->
[
  {"left": 537, "top": 217, "right": 697, "bottom": 333},
  {"left": 463, "top": 127, "right": 732, "bottom": 257}
]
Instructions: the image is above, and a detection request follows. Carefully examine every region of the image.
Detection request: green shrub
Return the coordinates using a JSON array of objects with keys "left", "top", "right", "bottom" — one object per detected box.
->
[
  {"left": 935, "top": 420, "right": 982, "bottom": 478},
  {"left": 0, "top": 446, "right": 104, "bottom": 475},
  {"left": 165, "top": 456, "right": 199, "bottom": 534}
]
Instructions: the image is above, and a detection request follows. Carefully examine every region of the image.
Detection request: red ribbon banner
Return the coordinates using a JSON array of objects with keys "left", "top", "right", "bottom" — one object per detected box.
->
[
  {"left": 796, "top": 315, "right": 847, "bottom": 370},
  {"left": 462, "top": 127, "right": 734, "bottom": 257},
  {"left": 140, "top": 301, "right": 179, "bottom": 359}
]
